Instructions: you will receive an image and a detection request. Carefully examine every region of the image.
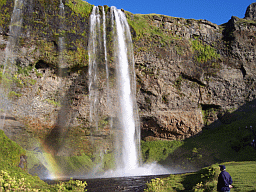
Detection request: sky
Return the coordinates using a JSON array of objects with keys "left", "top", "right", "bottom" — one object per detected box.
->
[{"left": 86, "top": 0, "right": 256, "bottom": 25}]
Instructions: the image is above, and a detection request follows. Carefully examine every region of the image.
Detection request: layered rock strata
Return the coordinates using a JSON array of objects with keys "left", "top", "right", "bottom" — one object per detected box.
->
[{"left": 0, "top": 1, "right": 255, "bottom": 149}]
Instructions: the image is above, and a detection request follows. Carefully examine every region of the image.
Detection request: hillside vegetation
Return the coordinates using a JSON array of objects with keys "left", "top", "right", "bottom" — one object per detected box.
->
[
  {"left": 145, "top": 162, "right": 256, "bottom": 191},
  {"left": 144, "top": 100, "right": 256, "bottom": 191},
  {"left": 1, "top": 101, "right": 255, "bottom": 191},
  {"left": 0, "top": 130, "right": 87, "bottom": 191}
]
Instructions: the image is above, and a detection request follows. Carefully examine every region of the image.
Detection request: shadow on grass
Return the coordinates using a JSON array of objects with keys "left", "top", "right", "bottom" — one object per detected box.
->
[
  {"left": 159, "top": 99, "right": 256, "bottom": 171},
  {"left": 178, "top": 172, "right": 201, "bottom": 191}
]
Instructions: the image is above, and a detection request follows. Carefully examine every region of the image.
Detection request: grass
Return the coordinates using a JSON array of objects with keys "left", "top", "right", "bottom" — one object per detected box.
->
[
  {"left": 144, "top": 100, "right": 256, "bottom": 191},
  {"left": 0, "top": 66, "right": 38, "bottom": 91},
  {"left": 141, "top": 140, "right": 183, "bottom": 163},
  {"left": 55, "top": 154, "right": 94, "bottom": 175},
  {"left": 66, "top": 0, "right": 93, "bottom": 18},
  {"left": 0, "top": 130, "right": 26, "bottom": 168},
  {"left": 145, "top": 162, "right": 256, "bottom": 191},
  {"left": 225, "top": 161, "right": 256, "bottom": 191},
  {"left": 0, "top": 0, "right": 12, "bottom": 29},
  {"left": 0, "top": 130, "right": 88, "bottom": 191},
  {"left": 160, "top": 105, "right": 256, "bottom": 169},
  {"left": 1, "top": 89, "right": 256, "bottom": 192},
  {"left": 191, "top": 39, "right": 220, "bottom": 64},
  {"left": 0, "top": 130, "right": 49, "bottom": 190},
  {"left": 8, "top": 90, "right": 22, "bottom": 98},
  {"left": 126, "top": 13, "right": 173, "bottom": 47},
  {"left": 236, "top": 17, "right": 256, "bottom": 26},
  {"left": 45, "top": 98, "right": 61, "bottom": 107}
]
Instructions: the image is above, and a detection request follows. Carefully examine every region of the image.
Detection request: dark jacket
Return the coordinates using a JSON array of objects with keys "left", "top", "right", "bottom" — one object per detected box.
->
[{"left": 217, "top": 171, "right": 233, "bottom": 191}]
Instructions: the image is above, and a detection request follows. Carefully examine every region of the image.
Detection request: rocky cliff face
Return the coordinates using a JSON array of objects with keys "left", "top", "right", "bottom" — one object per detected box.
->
[
  {"left": 131, "top": 8, "right": 256, "bottom": 140},
  {"left": 0, "top": 0, "right": 256, "bottom": 154}
]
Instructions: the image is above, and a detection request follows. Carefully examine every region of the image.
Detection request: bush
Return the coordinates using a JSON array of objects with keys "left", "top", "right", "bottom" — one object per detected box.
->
[
  {"left": 0, "top": 170, "right": 88, "bottom": 191},
  {"left": 145, "top": 166, "right": 218, "bottom": 192},
  {"left": 0, "top": 170, "right": 40, "bottom": 191},
  {"left": 191, "top": 40, "right": 220, "bottom": 64},
  {"left": 52, "top": 179, "right": 87, "bottom": 192}
]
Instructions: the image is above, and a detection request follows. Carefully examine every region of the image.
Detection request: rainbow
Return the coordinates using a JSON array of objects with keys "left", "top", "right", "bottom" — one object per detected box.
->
[{"left": 36, "top": 140, "right": 63, "bottom": 179}]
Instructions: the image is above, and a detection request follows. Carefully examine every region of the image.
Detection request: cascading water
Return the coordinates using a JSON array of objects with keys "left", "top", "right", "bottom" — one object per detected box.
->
[
  {"left": 88, "top": 6, "right": 140, "bottom": 176},
  {"left": 0, "top": 0, "right": 173, "bottom": 182},
  {"left": 58, "top": 0, "right": 66, "bottom": 77},
  {"left": 88, "top": 6, "right": 171, "bottom": 178},
  {"left": 0, "top": 0, "right": 24, "bottom": 130},
  {"left": 3, "top": 0, "right": 24, "bottom": 73},
  {"left": 88, "top": 6, "right": 101, "bottom": 130},
  {"left": 102, "top": 7, "right": 112, "bottom": 128},
  {"left": 112, "top": 7, "right": 138, "bottom": 171}
]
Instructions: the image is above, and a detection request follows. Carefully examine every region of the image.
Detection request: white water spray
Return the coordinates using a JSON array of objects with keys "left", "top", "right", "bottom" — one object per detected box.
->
[
  {"left": 3, "top": 0, "right": 24, "bottom": 73},
  {"left": 112, "top": 7, "right": 138, "bottom": 171},
  {"left": 88, "top": 6, "right": 140, "bottom": 175},
  {"left": 88, "top": 6, "right": 172, "bottom": 177},
  {"left": 88, "top": 6, "right": 101, "bottom": 130},
  {"left": 58, "top": 0, "right": 65, "bottom": 75}
]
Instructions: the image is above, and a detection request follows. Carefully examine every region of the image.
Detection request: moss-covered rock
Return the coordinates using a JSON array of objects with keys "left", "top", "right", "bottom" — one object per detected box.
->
[{"left": 1, "top": 0, "right": 256, "bottom": 180}]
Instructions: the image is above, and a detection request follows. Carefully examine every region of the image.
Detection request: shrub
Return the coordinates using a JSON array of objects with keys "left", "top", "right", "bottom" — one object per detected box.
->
[
  {"left": 0, "top": 170, "right": 40, "bottom": 191},
  {"left": 52, "top": 179, "right": 87, "bottom": 191},
  {"left": 191, "top": 40, "right": 220, "bottom": 64},
  {"left": 8, "top": 91, "right": 22, "bottom": 98},
  {"left": 145, "top": 166, "right": 218, "bottom": 192},
  {"left": 45, "top": 99, "right": 61, "bottom": 107}
]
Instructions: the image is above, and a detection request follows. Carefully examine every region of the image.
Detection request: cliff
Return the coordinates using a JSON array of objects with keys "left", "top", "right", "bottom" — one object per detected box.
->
[
  {"left": 129, "top": 10, "right": 256, "bottom": 140},
  {"left": 0, "top": 0, "right": 256, "bottom": 155}
]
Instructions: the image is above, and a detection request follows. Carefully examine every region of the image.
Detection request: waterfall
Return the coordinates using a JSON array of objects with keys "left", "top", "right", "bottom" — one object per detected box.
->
[
  {"left": 58, "top": 0, "right": 65, "bottom": 76},
  {"left": 111, "top": 7, "right": 138, "bottom": 171},
  {"left": 102, "top": 7, "right": 112, "bottom": 128},
  {"left": 3, "top": 0, "right": 24, "bottom": 73},
  {"left": 88, "top": 6, "right": 101, "bottom": 130},
  {"left": 59, "top": 0, "right": 64, "bottom": 11},
  {"left": 88, "top": 6, "right": 140, "bottom": 175},
  {"left": 0, "top": 0, "right": 24, "bottom": 130}
]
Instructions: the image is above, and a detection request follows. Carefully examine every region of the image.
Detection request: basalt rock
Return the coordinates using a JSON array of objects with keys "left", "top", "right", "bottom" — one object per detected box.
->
[
  {"left": 0, "top": 1, "right": 256, "bottom": 151},
  {"left": 245, "top": 2, "right": 256, "bottom": 20},
  {"left": 133, "top": 4, "right": 256, "bottom": 140}
]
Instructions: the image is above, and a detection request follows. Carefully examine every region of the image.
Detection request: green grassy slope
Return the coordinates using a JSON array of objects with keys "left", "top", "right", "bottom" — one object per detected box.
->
[
  {"left": 144, "top": 100, "right": 256, "bottom": 191},
  {"left": 145, "top": 162, "right": 256, "bottom": 191},
  {"left": 225, "top": 161, "right": 256, "bottom": 191},
  {"left": 0, "top": 130, "right": 88, "bottom": 191},
  {"left": 0, "top": 130, "right": 49, "bottom": 190},
  {"left": 141, "top": 106, "right": 256, "bottom": 171}
]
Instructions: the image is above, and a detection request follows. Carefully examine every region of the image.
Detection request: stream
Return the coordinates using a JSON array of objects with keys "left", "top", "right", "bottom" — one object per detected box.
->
[{"left": 44, "top": 174, "right": 170, "bottom": 192}]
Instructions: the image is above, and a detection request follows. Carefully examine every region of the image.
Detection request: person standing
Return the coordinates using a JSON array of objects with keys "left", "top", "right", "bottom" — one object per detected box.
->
[{"left": 217, "top": 165, "right": 233, "bottom": 192}]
